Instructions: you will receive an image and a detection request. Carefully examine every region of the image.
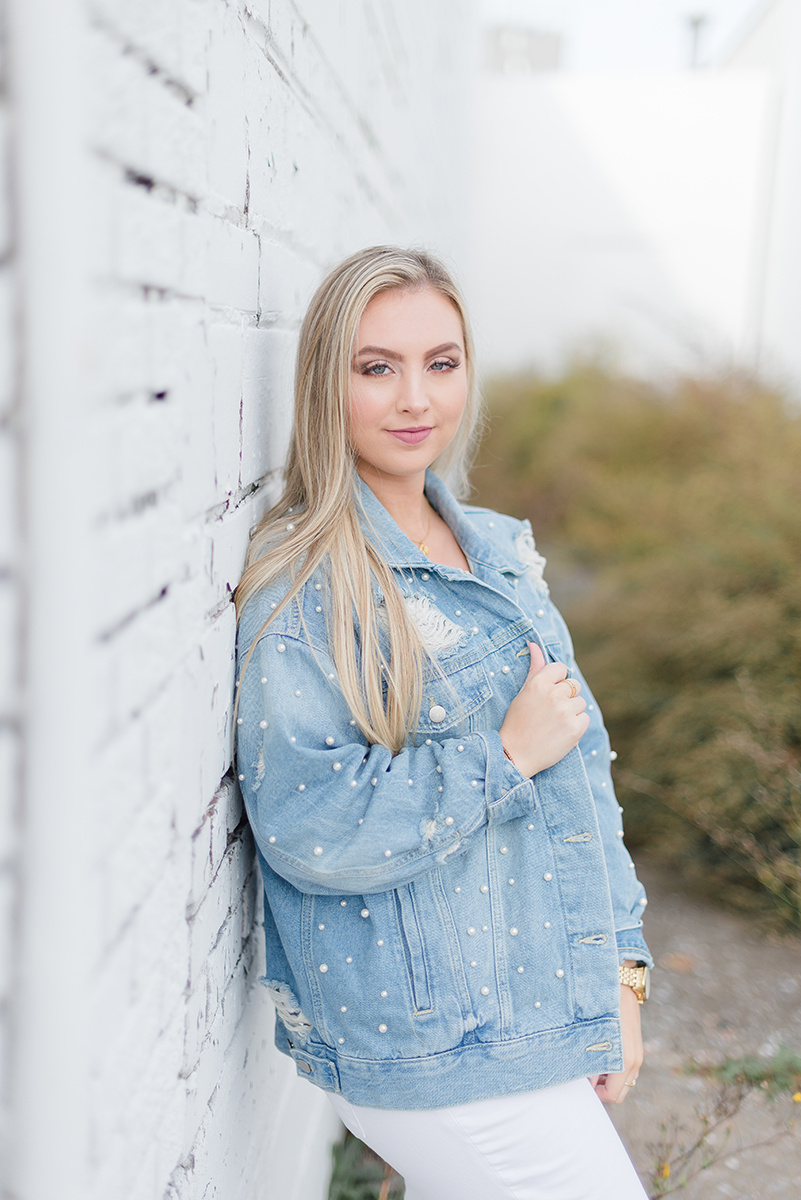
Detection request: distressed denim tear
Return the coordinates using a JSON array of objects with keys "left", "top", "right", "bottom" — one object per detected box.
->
[{"left": 261, "top": 978, "right": 313, "bottom": 1038}]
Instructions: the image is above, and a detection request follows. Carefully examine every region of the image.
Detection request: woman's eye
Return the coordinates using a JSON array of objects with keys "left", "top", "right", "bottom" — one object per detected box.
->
[
  {"left": 364, "top": 362, "right": 391, "bottom": 376},
  {"left": 430, "top": 358, "right": 459, "bottom": 372}
]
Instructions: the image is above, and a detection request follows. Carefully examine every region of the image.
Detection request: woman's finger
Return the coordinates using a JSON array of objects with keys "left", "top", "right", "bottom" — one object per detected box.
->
[{"left": 527, "top": 642, "right": 546, "bottom": 673}]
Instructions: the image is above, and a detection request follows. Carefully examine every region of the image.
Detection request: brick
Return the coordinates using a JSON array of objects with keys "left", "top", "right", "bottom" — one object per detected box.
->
[
  {"left": 0, "top": 429, "right": 17, "bottom": 574},
  {"left": 98, "top": 783, "right": 176, "bottom": 948},
  {"left": 86, "top": 288, "right": 151, "bottom": 404},
  {"left": 172, "top": 323, "right": 218, "bottom": 519},
  {"left": 89, "top": 0, "right": 210, "bottom": 97},
  {"left": 240, "top": 327, "right": 297, "bottom": 484},
  {"left": 0, "top": 585, "right": 17, "bottom": 721},
  {"left": 204, "top": 5, "right": 248, "bottom": 210},
  {"left": 93, "top": 502, "right": 187, "bottom": 633},
  {"left": 209, "top": 503, "right": 255, "bottom": 609},
  {"left": 189, "top": 792, "right": 229, "bottom": 918},
  {"left": 88, "top": 717, "right": 147, "bottom": 857},
  {"left": 114, "top": 182, "right": 205, "bottom": 298},
  {"left": 91, "top": 30, "right": 205, "bottom": 198},
  {"left": 0, "top": 110, "right": 9, "bottom": 256},
  {"left": 257, "top": 239, "right": 318, "bottom": 326},
  {"left": 207, "top": 321, "right": 245, "bottom": 499},
  {"left": 103, "top": 584, "right": 190, "bottom": 724},
  {"left": 182, "top": 966, "right": 210, "bottom": 1078},
  {"left": 0, "top": 272, "right": 15, "bottom": 415},
  {"left": 141, "top": 673, "right": 197, "bottom": 840},
  {"left": 89, "top": 923, "right": 137, "bottom": 1051},
  {"left": 204, "top": 216, "right": 259, "bottom": 313},
  {"left": 130, "top": 862, "right": 189, "bottom": 1017},
  {"left": 0, "top": 729, "right": 18, "bottom": 868},
  {"left": 91, "top": 397, "right": 181, "bottom": 518},
  {"left": 187, "top": 840, "right": 251, "bottom": 995}
]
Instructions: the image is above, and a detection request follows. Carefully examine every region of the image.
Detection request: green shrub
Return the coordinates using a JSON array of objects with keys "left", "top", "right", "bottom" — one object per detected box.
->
[{"left": 474, "top": 366, "right": 801, "bottom": 927}]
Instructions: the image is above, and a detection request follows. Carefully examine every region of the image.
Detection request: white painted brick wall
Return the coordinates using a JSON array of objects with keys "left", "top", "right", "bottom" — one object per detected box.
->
[
  {"left": 0, "top": 0, "right": 18, "bottom": 1188},
  {"left": 3, "top": 2, "right": 476, "bottom": 1198}
]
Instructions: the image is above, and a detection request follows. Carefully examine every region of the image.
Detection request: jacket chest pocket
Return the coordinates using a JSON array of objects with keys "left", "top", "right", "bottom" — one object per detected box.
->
[
  {"left": 415, "top": 659, "right": 493, "bottom": 736},
  {"left": 543, "top": 637, "right": 574, "bottom": 679}
]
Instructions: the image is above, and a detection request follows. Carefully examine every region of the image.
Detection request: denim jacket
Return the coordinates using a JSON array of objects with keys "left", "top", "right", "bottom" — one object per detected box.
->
[{"left": 234, "top": 470, "right": 652, "bottom": 1110}]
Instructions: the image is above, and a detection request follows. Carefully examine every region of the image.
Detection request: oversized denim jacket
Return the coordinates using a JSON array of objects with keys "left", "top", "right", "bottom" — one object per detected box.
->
[{"left": 234, "top": 470, "right": 653, "bottom": 1110}]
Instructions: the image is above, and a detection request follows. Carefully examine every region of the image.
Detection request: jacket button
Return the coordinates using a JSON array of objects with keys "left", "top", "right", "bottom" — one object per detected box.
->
[
  {"left": 429, "top": 705, "right": 447, "bottom": 723},
  {"left": 297, "top": 1060, "right": 313, "bottom": 1073},
  {"left": 480, "top": 986, "right": 490, "bottom": 996}
]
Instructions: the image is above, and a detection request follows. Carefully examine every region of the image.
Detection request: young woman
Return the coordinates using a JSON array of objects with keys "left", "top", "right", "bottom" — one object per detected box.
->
[{"left": 234, "top": 247, "right": 652, "bottom": 1200}]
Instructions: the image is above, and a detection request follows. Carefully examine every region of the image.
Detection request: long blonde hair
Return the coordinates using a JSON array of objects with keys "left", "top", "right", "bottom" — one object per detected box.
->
[{"left": 234, "top": 246, "right": 481, "bottom": 753}]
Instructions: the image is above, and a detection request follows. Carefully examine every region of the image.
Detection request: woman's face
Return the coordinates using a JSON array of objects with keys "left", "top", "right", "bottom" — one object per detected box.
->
[{"left": 349, "top": 285, "right": 467, "bottom": 488}]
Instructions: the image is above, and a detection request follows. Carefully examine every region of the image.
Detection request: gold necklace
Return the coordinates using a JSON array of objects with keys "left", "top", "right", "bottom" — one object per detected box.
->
[{"left": 414, "top": 505, "right": 432, "bottom": 557}]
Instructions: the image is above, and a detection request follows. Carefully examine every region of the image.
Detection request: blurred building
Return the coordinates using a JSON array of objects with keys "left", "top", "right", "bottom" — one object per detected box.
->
[
  {"left": 472, "top": 0, "right": 801, "bottom": 392},
  {"left": 724, "top": 0, "right": 801, "bottom": 390}
]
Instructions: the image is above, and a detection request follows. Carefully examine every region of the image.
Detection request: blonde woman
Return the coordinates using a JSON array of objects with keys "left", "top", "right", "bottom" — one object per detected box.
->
[{"left": 234, "top": 247, "right": 652, "bottom": 1200}]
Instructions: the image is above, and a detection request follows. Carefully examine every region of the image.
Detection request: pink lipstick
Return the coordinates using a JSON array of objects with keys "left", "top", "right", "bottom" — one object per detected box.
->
[{"left": 387, "top": 427, "right": 433, "bottom": 445}]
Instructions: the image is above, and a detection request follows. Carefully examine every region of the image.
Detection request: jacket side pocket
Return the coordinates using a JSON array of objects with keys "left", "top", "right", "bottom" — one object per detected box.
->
[{"left": 393, "top": 884, "right": 433, "bottom": 1015}]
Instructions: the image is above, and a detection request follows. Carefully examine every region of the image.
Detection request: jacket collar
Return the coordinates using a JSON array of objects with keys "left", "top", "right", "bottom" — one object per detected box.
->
[{"left": 355, "top": 469, "right": 525, "bottom": 577}]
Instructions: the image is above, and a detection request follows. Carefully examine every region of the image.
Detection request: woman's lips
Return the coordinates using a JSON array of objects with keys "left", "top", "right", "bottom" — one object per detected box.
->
[{"left": 387, "top": 427, "right": 433, "bottom": 445}]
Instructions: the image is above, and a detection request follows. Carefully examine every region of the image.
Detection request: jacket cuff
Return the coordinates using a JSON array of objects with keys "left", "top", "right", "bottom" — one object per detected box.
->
[
  {"left": 615, "top": 927, "right": 654, "bottom": 969},
  {"left": 483, "top": 730, "right": 538, "bottom": 824}
]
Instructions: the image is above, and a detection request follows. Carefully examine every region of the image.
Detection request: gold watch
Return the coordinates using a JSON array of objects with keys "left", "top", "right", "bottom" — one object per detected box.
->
[{"left": 619, "top": 964, "right": 650, "bottom": 1003}]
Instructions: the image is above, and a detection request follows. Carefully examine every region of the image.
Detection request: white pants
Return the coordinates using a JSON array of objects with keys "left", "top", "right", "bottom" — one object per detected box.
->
[{"left": 327, "top": 1077, "right": 647, "bottom": 1200}]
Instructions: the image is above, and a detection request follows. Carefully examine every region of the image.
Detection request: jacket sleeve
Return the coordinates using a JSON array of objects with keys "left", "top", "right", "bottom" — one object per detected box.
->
[
  {"left": 547, "top": 602, "right": 654, "bottom": 969},
  {"left": 235, "top": 626, "right": 537, "bottom": 896}
]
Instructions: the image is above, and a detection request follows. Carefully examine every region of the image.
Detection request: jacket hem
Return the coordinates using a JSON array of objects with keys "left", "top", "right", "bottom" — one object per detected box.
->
[{"left": 279, "top": 1016, "right": 624, "bottom": 1110}]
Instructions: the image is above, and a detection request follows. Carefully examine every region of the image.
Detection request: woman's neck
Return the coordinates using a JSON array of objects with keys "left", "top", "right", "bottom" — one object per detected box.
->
[{"left": 357, "top": 465, "right": 431, "bottom": 537}]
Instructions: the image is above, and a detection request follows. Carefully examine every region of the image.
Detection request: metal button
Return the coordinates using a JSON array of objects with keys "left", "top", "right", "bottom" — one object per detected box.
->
[
  {"left": 297, "top": 1060, "right": 313, "bottom": 1073},
  {"left": 429, "top": 704, "right": 447, "bottom": 723}
]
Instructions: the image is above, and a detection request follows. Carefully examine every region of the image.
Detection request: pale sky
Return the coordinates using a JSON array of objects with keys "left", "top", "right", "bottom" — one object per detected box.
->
[{"left": 479, "top": 0, "right": 773, "bottom": 71}]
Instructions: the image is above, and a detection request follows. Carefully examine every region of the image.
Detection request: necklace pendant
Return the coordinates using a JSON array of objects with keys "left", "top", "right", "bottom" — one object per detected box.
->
[{"left": 418, "top": 541, "right": 430, "bottom": 557}]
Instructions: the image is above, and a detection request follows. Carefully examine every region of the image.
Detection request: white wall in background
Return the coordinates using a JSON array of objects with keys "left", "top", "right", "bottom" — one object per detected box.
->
[{"left": 472, "top": 65, "right": 777, "bottom": 380}]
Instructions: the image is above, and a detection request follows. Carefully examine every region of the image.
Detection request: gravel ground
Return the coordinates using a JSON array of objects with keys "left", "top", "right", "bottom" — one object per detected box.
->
[{"left": 609, "top": 857, "right": 801, "bottom": 1199}]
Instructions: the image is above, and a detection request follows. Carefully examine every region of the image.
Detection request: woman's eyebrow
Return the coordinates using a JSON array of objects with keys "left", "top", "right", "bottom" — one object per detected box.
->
[{"left": 355, "top": 341, "right": 462, "bottom": 361}]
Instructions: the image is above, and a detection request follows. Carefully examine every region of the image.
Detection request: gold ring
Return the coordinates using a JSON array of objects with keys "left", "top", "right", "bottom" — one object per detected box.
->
[
  {"left": 625, "top": 1079, "right": 637, "bottom": 1087},
  {"left": 565, "top": 679, "right": 578, "bottom": 698}
]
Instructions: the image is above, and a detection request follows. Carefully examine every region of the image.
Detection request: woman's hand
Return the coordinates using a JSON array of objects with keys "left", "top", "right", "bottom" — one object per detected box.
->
[
  {"left": 499, "top": 643, "right": 590, "bottom": 778},
  {"left": 589, "top": 972, "right": 644, "bottom": 1103}
]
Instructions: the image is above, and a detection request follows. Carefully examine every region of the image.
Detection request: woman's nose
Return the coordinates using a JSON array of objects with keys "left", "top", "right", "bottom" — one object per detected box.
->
[{"left": 398, "top": 372, "right": 430, "bottom": 415}]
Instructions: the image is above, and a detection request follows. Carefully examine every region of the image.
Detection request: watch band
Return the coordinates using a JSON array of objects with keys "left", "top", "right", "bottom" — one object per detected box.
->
[{"left": 619, "top": 964, "right": 650, "bottom": 1003}]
